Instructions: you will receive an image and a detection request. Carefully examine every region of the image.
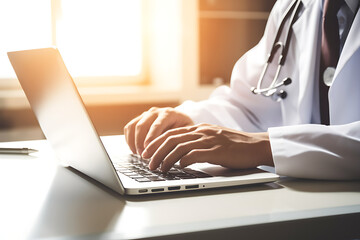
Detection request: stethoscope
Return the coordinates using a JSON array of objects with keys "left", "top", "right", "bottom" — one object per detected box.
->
[{"left": 251, "top": 0, "right": 302, "bottom": 101}]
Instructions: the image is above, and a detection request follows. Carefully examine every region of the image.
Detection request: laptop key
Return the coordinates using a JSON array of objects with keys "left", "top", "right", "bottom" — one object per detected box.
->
[
  {"left": 123, "top": 172, "right": 141, "bottom": 177},
  {"left": 142, "top": 172, "right": 158, "bottom": 177},
  {"left": 147, "top": 176, "right": 166, "bottom": 181},
  {"left": 162, "top": 175, "right": 181, "bottom": 180},
  {"left": 117, "top": 169, "right": 133, "bottom": 174},
  {"left": 135, "top": 178, "right": 151, "bottom": 182},
  {"left": 131, "top": 175, "right": 146, "bottom": 179},
  {"left": 183, "top": 169, "right": 212, "bottom": 178},
  {"left": 192, "top": 172, "right": 212, "bottom": 178},
  {"left": 178, "top": 175, "right": 196, "bottom": 179}
]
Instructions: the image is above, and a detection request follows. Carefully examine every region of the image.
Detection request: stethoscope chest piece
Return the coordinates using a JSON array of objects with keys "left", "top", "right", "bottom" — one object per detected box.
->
[{"left": 323, "top": 67, "right": 335, "bottom": 87}]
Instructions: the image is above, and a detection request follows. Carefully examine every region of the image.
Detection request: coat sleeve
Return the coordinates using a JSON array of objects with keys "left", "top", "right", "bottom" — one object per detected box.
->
[
  {"left": 269, "top": 122, "right": 360, "bottom": 180},
  {"left": 176, "top": 0, "right": 289, "bottom": 132}
]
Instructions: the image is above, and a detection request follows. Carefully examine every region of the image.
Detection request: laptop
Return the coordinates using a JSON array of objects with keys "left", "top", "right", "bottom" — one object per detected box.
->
[{"left": 8, "top": 47, "right": 279, "bottom": 195}]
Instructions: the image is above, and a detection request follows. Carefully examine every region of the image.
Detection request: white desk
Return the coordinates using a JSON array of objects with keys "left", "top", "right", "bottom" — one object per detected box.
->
[{"left": 0, "top": 136, "right": 359, "bottom": 240}]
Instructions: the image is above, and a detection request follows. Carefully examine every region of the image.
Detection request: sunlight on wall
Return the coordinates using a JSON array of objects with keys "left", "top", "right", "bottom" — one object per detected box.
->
[
  {"left": 0, "top": 0, "right": 52, "bottom": 78},
  {"left": 146, "top": 0, "right": 183, "bottom": 90},
  {"left": 57, "top": 0, "right": 143, "bottom": 77}
]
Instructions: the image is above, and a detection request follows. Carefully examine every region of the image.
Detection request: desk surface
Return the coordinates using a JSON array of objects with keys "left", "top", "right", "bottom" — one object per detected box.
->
[{"left": 0, "top": 136, "right": 359, "bottom": 240}]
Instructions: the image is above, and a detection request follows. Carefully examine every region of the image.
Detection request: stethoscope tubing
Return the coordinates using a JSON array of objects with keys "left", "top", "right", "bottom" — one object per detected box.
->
[{"left": 252, "top": 0, "right": 302, "bottom": 100}]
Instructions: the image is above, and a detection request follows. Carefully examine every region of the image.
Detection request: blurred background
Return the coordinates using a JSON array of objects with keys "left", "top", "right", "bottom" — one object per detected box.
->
[{"left": 0, "top": 0, "right": 275, "bottom": 142}]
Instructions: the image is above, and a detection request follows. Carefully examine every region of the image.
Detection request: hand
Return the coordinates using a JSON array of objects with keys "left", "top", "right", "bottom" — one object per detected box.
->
[
  {"left": 124, "top": 107, "right": 194, "bottom": 155},
  {"left": 142, "top": 123, "right": 274, "bottom": 172}
]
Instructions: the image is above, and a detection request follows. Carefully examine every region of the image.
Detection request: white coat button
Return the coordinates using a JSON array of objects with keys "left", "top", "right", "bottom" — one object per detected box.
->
[{"left": 323, "top": 67, "right": 335, "bottom": 87}]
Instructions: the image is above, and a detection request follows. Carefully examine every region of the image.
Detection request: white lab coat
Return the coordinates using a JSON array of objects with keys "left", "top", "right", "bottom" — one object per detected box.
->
[{"left": 176, "top": 0, "right": 360, "bottom": 180}]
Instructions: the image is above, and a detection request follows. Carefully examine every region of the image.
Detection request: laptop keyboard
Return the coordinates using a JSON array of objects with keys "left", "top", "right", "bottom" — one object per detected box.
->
[{"left": 113, "top": 154, "right": 211, "bottom": 182}]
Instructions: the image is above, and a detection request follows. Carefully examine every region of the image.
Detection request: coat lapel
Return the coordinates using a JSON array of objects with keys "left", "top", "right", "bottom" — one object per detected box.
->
[
  {"left": 329, "top": 9, "right": 360, "bottom": 124},
  {"left": 333, "top": 7, "right": 360, "bottom": 80},
  {"left": 290, "top": 0, "right": 323, "bottom": 123}
]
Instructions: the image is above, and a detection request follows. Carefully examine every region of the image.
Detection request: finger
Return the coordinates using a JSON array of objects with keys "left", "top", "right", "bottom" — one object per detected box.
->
[
  {"left": 144, "top": 113, "right": 176, "bottom": 149},
  {"left": 148, "top": 132, "right": 202, "bottom": 170},
  {"left": 124, "top": 115, "right": 142, "bottom": 154},
  {"left": 142, "top": 126, "right": 195, "bottom": 159},
  {"left": 179, "top": 146, "right": 220, "bottom": 168},
  {"left": 134, "top": 111, "right": 158, "bottom": 155},
  {"left": 160, "top": 138, "right": 206, "bottom": 172}
]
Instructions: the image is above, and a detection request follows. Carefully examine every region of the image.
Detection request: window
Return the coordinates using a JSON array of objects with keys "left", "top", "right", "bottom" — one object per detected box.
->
[
  {"left": 0, "top": 0, "right": 52, "bottom": 79},
  {"left": 0, "top": 0, "right": 144, "bottom": 87}
]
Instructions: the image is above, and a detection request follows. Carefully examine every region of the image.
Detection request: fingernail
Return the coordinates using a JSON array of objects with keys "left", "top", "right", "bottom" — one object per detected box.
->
[
  {"left": 142, "top": 149, "right": 148, "bottom": 158},
  {"left": 148, "top": 161, "right": 156, "bottom": 171},
  {"left": 137, "top": 148, "right": 143, "bottom": 156}
]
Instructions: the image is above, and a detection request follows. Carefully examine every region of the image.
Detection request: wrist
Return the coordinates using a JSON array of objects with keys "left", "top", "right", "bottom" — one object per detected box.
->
[{"left": 255, "top": 132, "right": 274, "bottom": 166}]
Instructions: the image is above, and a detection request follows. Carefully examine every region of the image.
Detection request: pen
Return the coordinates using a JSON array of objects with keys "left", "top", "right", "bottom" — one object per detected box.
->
[{"left": 0, "top": 147, "right": 38, "bottom": 155}]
